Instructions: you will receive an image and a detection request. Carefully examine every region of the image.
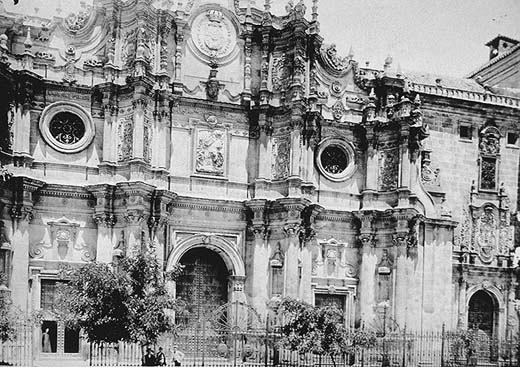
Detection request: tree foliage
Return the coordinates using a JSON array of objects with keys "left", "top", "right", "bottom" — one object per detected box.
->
[
  {"left": 0, "top": 272, "right": 17, "bottom": 343},
  {"left": 55, "top": 262, "right": 130, "bottom": 343},
  {"left": 56, "top": 247, "right": 181, "bottom": 345},
  {"left": 274, "top": 298, "right": 348, "bottom": 357},
  {"left": 272, "top": 297, "right": 378, "bottom": 367}
]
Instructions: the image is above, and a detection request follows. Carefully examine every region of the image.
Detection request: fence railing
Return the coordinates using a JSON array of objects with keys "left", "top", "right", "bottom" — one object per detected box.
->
[
  {"left": 0, "top": 321, "right": 33, "bottom": 367},
  {"left": 88, "top": 326, "right": 519, "bottom": 367}
]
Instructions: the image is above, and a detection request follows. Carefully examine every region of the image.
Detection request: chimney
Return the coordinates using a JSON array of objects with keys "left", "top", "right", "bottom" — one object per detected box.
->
[{"left": 485, "top": 34, "right": 519, "bottom": 60}]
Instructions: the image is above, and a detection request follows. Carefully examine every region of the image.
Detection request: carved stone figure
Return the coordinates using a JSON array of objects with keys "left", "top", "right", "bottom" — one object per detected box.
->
[
  {"left": 320, "top": 43, "right": 351, "bottom": 73},
  {"left": 378, "top": 149, "right": 399, "bottom": 191},
  {"left": 62, "top": 46, "right": 79, "bottom": 83},
  {"left": 272, "top": 136, "right": 290, "bottom": 180},
  {"left": 195, "top": 129, "right": 225, "bottom": 176},
  {"left": 118, "top": 117, "right": 133, "bottom": 161}
]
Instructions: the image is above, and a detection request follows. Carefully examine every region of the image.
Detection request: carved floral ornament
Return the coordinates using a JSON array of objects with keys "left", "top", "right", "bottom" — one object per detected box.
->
[
  {"left": 63, "top": 9, "right": 91, "bottom": 34},
  {"left": 190, "top": 7, "right": 238, "bottom": 64},
  {"left": 39, "top": 102, "right": 95, "bottom": 154},
  {"left": 315, "top": 138, "right": 356, "bottom": 182}
]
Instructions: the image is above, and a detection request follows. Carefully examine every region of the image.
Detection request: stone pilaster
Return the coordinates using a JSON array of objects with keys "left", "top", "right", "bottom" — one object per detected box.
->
[
  {"left": 8, "top": 177, "right": 44, "bottom": 312},
  {"left": 355, "top": 211, "right": 377, "bottom": 326},
  {"left": 102, "top": 102, "right": 118, "bottom": 164},
  {"left": 283, "top": 222, "right": 302, "bottom": 299},
  {"left": 149, "top": 190, "right": 176, "bottom": 267},
  {"left": 245, "top": 199, "right": 269, "bottom": 316},
  {"left": 87, "top": 184, "right": 117, "bottom": 264},
  {"left": 132, "top": 98, "right": 147, "bottom": 160}
]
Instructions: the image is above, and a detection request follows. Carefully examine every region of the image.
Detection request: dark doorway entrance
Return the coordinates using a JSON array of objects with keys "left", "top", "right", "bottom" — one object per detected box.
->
[
  {"left": 41, "top": 321, "right": 57, "bottom": 353},
  {"left": 468, "top": 290, "right": 496, "bottom": 337},
  {"left": 175, "top": 247, "right": 229, "bottom": 325},
  {"left": 64, "top": 326, "right": 80, "bottom": 353}
]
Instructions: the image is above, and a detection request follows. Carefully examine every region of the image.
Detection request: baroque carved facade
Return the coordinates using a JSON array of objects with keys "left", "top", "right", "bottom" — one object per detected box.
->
[{"left": 0, "top": 0, "right": 519, "bottom": 360}]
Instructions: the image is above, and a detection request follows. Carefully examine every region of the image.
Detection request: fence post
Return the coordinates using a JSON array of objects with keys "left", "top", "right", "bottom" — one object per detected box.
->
[
  {"left": 401, "top": 325, "right": 406, "bottom": 367},
  {"left": 441, "top": 323, "right": 445, "bottom": 367},
  {"left": 265, "top": 316, "right": 269, "bottom": 367}
]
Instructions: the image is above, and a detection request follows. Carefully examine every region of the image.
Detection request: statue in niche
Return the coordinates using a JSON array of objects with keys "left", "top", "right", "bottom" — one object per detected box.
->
[
  {"left": 0, "top": 221, "right": 10, "bottom": 248},
  {"left": 475, "top": 206, "right": 497, "bottom": 263}
]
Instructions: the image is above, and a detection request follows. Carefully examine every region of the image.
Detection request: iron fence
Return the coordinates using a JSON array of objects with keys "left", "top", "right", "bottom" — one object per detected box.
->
[
  {"left": 88, "top": 326, "right": 519, "bottom": 367},
  {"left": 0, "top": 321, "right": 33, "bottom": 367}
]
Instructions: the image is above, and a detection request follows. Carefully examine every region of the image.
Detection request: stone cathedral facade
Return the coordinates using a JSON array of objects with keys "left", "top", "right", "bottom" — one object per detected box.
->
[{"left": 0, "top": 0, "right": 520, "bottom": 359}]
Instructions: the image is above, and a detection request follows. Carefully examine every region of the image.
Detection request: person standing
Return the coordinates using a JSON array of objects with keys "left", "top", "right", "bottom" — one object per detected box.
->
[
  {"left": 42, "top": 328, "right": 52, "bottom": 353},
  {"left": 156, "top": 347, "right": 166, "bottom": 366},
  {"left": 144, "top": 347, "right": 155, "bottom": 366},
  {"left": 171, "top": 344, "right": 185, "bottom": 367}
]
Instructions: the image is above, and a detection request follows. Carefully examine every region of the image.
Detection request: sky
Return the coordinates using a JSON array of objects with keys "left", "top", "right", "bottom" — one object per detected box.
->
[{"left": 3, "top": 0, "right": 520, "bottom": 78}]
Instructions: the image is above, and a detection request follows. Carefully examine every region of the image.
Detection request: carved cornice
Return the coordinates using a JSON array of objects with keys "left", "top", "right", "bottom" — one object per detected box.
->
[{"left": 173, "top": 198, "right": 246, "bottom": 215}]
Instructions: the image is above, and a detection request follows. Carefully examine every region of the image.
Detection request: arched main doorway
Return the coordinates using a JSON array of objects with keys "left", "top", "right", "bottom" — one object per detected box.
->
[
  {"left": 468, "top": 290, "right": 496, "bottom": 337},
  {"left": 175, "top": 247, "right": 229, "bottom": 325}
]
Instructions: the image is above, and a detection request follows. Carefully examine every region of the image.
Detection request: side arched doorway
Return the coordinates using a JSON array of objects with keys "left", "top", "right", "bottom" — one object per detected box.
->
[
  {"left": 175, "top": 247, "right": 229, "bottom": 325},
  {"left": 468, "top": 290, "right": 497, "bottom": 337}
]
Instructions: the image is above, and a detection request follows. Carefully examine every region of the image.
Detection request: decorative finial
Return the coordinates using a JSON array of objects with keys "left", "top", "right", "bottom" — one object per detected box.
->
[
  {"left": 264, "top": 0, "right": 271, "bottom": 13},
  {"left": 24, "top": 27, "right": 33, "bottom": 49},
  {"left": 384, "top": 54, "right": 392, "bottom": 69},
  {"left": 396, "top": 62, "right": 402, "bottom": 78},
  {"left": 285, "top": 0, "right": 294, "bottom": 13},
  {"left": 347, "top": 46, "right": 354, "bottom": 60},
  {"left": 414, "top": 94, "right": 421, "bottom": 106},
  {"left": 311, "top": 0, "right": 318, "bottom": 22},
  {"left": 365, "top": 60, "right": 370, "bottom": 68}
]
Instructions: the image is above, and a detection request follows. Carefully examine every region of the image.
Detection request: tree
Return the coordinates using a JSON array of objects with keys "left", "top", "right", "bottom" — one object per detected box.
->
[
  {"left": 118, "top": 247, "right": 177, "bottom": 345},
  {"left": 55, "top": 262, "right": 130, "bottom": 343},
  {"left": 273, "top": 297, "right": 348, "bottom": 367},
  {"left": 0, "top": 272, "right": 16, "bottom": 344},
  {"left": 56, "top": 246, "right": 182, "bottom": 346}
]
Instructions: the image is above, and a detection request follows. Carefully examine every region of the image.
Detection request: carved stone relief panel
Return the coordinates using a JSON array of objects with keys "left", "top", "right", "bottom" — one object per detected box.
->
[
  {"left": 271, "top": 55, "right": 289, "bottom": 92},
  {"left": 272, "top": 136, "right": 290, "bottom": 180},
  {"left": 313, "top": 238, "right": 358, "bottom": 279},
  {"left": 195, "top": 128, "right": 226, "bottom": 176},
  {"left": 118, "top": 117, "right": 133, "bottom": 161},
  {"left": 378, "top": 148, "right": 399, "bottom": 191},
  {"left": 29, "top": 218, "right": 95, "bottom": 262}
]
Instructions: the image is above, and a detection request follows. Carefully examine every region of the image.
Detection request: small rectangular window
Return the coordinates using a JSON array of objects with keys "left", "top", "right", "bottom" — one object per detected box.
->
[
  {"left": 507, "top": 132, "right": 518, "bottom": 146},
  {"left": 459, "top": 124, "right": 472, "bottom": 140}
]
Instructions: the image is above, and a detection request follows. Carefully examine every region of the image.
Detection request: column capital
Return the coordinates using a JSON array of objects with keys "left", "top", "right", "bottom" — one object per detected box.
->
[
  {"left": 93, "top": 213, "right": 116, "bottom": 228},
  {"left": 283, "top": 223, "right": 302, "bottom": 238}
]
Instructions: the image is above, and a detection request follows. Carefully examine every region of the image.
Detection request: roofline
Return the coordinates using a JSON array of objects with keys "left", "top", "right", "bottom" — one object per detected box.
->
[
  {"left": 466, "top": 43, "right": 520, "bottom": 78},
  {"left": 485, "top": 34, "right": 520, "bottom": 47}
]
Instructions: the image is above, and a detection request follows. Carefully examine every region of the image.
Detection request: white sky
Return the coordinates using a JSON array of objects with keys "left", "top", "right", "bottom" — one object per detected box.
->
[{"left": 3, "top": 0, "right": 520, "bottom": 78}]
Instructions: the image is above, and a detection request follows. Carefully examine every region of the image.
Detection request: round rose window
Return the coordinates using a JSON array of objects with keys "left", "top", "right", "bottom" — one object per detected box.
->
[
  {"left": 39, "top": 102, "right": 95, "bottom": 154},
  {"left": 316, "top": 138, "right": 356, "bottom": 181},
  {"left": 320, "top": 146, "right": 348, "bottom": 174},
  {"left": 49, "top": 112, "right": 86, "bottom": 145}
]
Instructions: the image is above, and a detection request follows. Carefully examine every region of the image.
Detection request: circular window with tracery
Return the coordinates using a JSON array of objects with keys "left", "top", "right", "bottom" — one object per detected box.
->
[
  {"left": 39, "top": 102, "right": 94, "bottom": 153},
  {"left": 316, "top": 138, "right": 356, "bottom": 181}
]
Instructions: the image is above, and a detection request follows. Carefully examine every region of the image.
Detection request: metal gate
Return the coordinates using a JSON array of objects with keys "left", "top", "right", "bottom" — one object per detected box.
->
[
  {"left": 173, "top": 301, "right": 268, "bottom": 367},
  {"left": 175, "top": 248, "right": 229, "bottom": 326}
]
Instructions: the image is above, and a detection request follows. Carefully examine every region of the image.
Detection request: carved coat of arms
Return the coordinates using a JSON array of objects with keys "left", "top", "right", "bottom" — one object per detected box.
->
[{"left": 192, "top": 9, "right": 236, "bottom": 61}]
